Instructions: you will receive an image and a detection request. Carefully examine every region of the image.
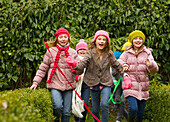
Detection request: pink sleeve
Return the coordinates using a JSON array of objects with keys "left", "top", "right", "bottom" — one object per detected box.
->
[
  {"left": 33, "top": 51, "right": 50, "bottom": 83},
  {"left": 117, "top": 51, "right": 128, "bottom": 67},
  {"left": 147, "top": 52, "right": 159, "bottom": 74}
]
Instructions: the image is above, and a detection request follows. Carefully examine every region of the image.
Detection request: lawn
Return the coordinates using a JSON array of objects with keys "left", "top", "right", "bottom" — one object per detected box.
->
[
  {"left": 70, "top": 102, "right": 128, "bottom": 122},
  {"left": 69, "top": 102, "right": 149, "bottom": 122}
]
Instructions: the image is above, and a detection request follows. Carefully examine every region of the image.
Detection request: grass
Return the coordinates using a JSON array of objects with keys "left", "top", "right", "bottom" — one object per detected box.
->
[
  {"left": 69, "top": 102, "right": 149, "bottom": 122},
  {"left": 70, "top": 102, "right": 127, "bottom": 122}
]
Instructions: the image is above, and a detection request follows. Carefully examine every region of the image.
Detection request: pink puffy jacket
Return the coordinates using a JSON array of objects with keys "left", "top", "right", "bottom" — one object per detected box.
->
[
  {"left": 33, "top": 44, "right": 79, "bottom": 91},
  {"left": 118, "top": 46, "right": 159, "bottom": 100}
]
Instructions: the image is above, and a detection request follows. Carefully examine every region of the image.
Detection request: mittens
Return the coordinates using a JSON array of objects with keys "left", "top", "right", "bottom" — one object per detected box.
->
[
  {"left": 123, "top": 74, "right": 132, "bottom": 89},
  {"left": 75, "top": 75, "right": 79, "bottom": 81},
  {"left": 65, "top": 56, "right": 78, "bottom": 68}
]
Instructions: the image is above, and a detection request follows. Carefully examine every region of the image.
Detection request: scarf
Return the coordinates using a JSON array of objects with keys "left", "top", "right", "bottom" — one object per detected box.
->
[{"left": 46, "top": 45, "right": 74, "bottom": 83}]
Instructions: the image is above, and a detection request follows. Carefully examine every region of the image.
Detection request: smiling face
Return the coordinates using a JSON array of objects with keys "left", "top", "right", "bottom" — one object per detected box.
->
[
  {"left": 95, "top": 36, "right": 107, "bottom": 50},
  {"left": 77, "top": 49, "right": 87, "bottom": 57},
  {"left": 57, "top": 34, "right": 69, "bottom": 47},
  {"left": 132, "top": 37, "right": 143, "bottom": 49}
]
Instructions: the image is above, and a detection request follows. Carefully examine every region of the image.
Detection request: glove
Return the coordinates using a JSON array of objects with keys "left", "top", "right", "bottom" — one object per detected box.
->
[
  {"left": 123, "top": 75, "right": 132, "bottom": 89},
  {"left": 65, "top": 56, "right": 78, "bottom": 68},
  {"left": 75, "top": 75, "right": 79, "bottom": 81}
]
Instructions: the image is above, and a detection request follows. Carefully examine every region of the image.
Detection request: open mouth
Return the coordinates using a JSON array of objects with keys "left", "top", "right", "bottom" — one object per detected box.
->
[
  {"left": 135, "top": 42, "right": 142, "bottom": 45},
  {"left": 99, "top": 44, "right": 104, "bottom": 47},
  {"left": 61, "top": 42, "right": 66, "bottom": 44},
  {"left": 80, "top": 52, "right": 85, "bottom": 55}
]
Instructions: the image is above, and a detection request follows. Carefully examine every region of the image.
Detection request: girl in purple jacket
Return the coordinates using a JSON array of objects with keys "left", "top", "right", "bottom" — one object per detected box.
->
[
  {"left": 30, "top": 28, "right": 79, "bottom": 122},
  {"left": 118, "top": 30, "right": 159, "bottom": 122}
]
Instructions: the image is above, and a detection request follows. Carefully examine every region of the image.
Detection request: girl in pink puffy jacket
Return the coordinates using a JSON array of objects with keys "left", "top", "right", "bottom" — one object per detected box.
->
[
  {"left": 30, "top": 28, "right": 79, "bottom": 122},
  {"left": 118, "top": 30, "right": 159, "bottom": 122}
]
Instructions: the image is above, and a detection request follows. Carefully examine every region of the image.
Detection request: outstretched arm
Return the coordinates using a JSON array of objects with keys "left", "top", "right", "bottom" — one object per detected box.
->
[{"left": 66, "top": 50, "right": 91, "bottom": 71}]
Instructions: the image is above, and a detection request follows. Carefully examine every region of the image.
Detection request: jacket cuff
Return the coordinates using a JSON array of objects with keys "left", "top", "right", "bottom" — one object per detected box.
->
[
  {"left": 147, "top": 58, "right": 153, "bottom": 68},
  {"left": 33, "top": 81, "right": 39, "bottom": 85}
]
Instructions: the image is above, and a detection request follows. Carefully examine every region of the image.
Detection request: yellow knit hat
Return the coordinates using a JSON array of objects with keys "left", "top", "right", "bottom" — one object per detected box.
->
[
  {"left": 122, "top": 42, "right": 132, "bottom": 51},
  {"left": 128, "top": 30, "right": 145, "bottom": 43}
]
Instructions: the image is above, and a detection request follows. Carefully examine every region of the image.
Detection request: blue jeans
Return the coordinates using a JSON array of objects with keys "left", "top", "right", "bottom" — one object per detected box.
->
[
  {"left": 91, "top": 84, "right": 111, "bottom": 122},
  {"left": 51, "top": 89, "right": 73, "bottom": 122},
  {"left": 74, "top": 82, "right": 90, "bottom": 122},
  {"left": 127, "top": 96, "right": 146, "bottom": 121}
]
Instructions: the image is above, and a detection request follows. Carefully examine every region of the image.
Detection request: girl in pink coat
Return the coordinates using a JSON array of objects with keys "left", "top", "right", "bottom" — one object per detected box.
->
[
  {"left": 30, "top": 28, "right": 79, "bottom": 122},
  {"left": 118, "top": 30, "right": 159, "bottom": 122}
]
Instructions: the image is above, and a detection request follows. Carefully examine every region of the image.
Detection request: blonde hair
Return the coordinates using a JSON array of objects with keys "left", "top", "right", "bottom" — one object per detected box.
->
[{"left": 127, "top": 44, "right": 144, "bottom": 56}]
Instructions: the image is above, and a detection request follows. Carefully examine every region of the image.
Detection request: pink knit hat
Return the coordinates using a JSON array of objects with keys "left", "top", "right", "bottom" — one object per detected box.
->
[
  {"left": 54, "top": 28, "right": 70, "bottom": 38},
  {"left": 76, "top": 39, "right": 88, "bottom": 52},
  {"left": 93, "top": 30, "right": 110, "bottom": 43}
]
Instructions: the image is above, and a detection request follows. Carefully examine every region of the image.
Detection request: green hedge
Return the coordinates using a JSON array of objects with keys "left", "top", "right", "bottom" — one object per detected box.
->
[
  {"left": 145, "top": 83, "right": 170, "bottom": 121},
  {"left": 0, "top": 88, "right": 54, "bottom": 121},
  {"left": 0, "top": 84, "right": 169, "bottom": 121},
  {"left": 0, "top": 0, "right": 169, "bottom": 90}
]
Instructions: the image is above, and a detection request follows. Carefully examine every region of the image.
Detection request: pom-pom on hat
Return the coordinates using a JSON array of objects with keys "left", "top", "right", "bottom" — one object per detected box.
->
[
  {"left": 113, "top": 51, "right": 122, "bottom": 59},
  {"left": 76, "top": 39, "right": 88, "bottom": 52},
  {"left": 128, "top": 30, "right": 145, "bottom": 43},
  {"left": 54, "top": 28, "right": 70, "bottom": 38},
  {"left": 122, "top": 42, "right": 132, "bottom": 51},
  {"left": 93, "top": 30, "right": 110, "bottom": 43}
]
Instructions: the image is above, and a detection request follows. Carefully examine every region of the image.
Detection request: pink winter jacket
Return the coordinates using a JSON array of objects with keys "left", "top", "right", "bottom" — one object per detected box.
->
[
  {"left": 118, "top": 46, "right": 159, "bottom": 100},
  {"left": 33, "top": 44, "right": 79, "bottom": 91}
]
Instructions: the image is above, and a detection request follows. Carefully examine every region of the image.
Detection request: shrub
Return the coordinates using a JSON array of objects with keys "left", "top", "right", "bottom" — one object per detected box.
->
[
  {"left": 144, "top": 83, "right": 170, "bottom": 121},
  {"left": 0, "top": 85, "right": 169, "bottom": 121},
  {"left": 0, "top": 88, "right": 54, "bottom": 121}
]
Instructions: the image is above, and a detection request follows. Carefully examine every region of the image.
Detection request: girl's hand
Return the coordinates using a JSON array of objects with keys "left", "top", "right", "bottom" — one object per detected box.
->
[
  {"left": 145, "top": 59, "right": 150, "bottom": 67},
  {"left": 30, "top": 83, "right": 38, "bottom": 90},
  {"left": 65, "top": 56, "right": 78, "bottom": 68},
  {"left": 123, "top": 66, "right": 129, "bottom": 72}
]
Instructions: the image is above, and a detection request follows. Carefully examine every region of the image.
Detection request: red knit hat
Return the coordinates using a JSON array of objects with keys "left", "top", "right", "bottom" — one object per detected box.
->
[
  {"left": 76, "top": 39, "right": 88, "bottom": 52},
  {"left": 54, "top": 28, "right": 70, "bottom": 38}
]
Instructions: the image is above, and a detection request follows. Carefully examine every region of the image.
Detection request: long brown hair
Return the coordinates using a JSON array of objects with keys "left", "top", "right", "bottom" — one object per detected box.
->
[{"left": 89, "top": 38, "right": 112, "bottom": 65}]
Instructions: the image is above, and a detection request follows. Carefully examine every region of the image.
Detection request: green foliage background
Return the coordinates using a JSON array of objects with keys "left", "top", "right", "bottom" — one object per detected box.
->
[{"left": 0, "top": 0, "right": 169, "bottom": 90}]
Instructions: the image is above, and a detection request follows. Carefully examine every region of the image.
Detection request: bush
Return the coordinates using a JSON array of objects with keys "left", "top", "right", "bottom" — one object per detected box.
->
[
  {"left": 0, "top": 84, "right": 169, "bottom": 121},
  {"left": 0, "top": 88, "right": 54, "bottom": 121},
  {"left": 144, "top": 83, "right": 170, "bottom": 121}
]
